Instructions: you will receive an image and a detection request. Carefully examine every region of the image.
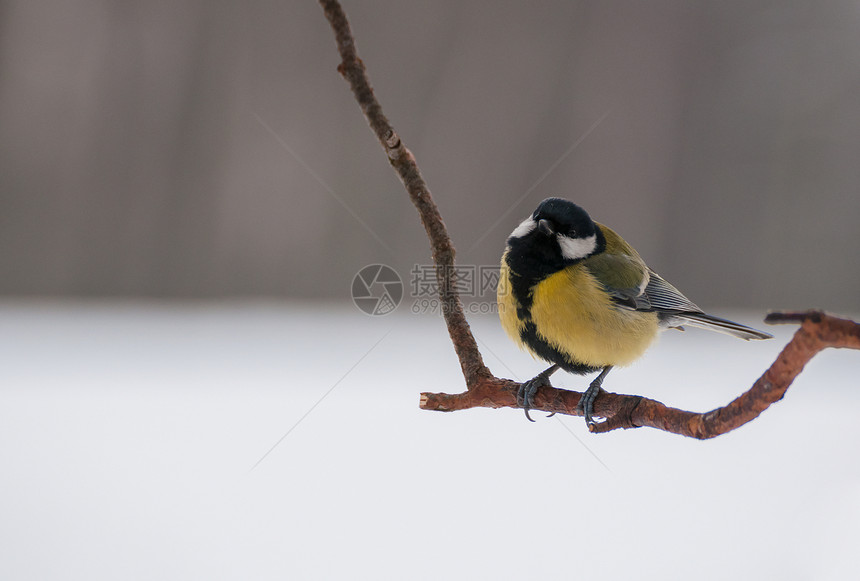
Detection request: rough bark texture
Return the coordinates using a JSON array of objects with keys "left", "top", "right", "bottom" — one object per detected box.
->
[{"left": 319, "top": 1, "right": 858, "bottom": 438}]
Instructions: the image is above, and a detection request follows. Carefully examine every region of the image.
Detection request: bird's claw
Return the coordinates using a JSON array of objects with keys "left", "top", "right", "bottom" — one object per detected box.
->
[
  {"left": 517, "top": 373, "right": 553, "bottom": 422},
  {"left": 577, "top": 383, "right": 605, "bottom": 426},
  {"left": 576, "top": 366, "right": 612, "bottom": 427}
]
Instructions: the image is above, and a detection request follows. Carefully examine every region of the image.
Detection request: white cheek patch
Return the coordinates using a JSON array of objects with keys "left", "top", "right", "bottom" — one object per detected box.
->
[
  {"left": 508, "top": 217, "right": 537, "bottom": 239},
  {"left": 558, "top": 233, "right": 597, "bottom": 260}
]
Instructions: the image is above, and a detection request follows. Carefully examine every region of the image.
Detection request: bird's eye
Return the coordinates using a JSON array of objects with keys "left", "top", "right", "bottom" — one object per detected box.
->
[{"left": 568, "top": 228, "right": 577, "bottom": 237}]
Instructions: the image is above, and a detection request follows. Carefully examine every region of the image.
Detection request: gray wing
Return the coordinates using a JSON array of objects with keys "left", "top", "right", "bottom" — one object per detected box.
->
[
  {"left": 608, "top": 268, "right": 772, "bottom": 339},
  {"left": 607, "top": 269, "right": 701, "bottom": 314},
  {"left": 643, "top": 270, "right": 772, "bottom": 340},
  {"left": 641, "top": 270, "right": 701, "bottom": 314}
]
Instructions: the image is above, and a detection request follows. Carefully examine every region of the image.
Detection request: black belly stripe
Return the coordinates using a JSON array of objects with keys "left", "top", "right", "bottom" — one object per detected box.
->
[
  {"left": 508, "top": 270, "right": 535, "bottom": 322},
  {"left": 519, "top": 321, "right": 600, "bottom": 375},
  {"left": 503, "top": 229, "right": 610, "bottom": 375},
  {"left": 506, "top": 259, "right": 601, "bottom": 375}
]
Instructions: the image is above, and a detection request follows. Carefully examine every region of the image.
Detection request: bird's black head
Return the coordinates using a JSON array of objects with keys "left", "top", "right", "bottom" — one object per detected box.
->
[{"left": 504, "top": 197, "right": 605, "bottom": 279}]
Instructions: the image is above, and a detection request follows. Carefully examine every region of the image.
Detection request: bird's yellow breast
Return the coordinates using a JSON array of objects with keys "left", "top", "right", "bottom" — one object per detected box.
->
[{"left": 498, "top": 260, "right": 659, "bottom": 368}]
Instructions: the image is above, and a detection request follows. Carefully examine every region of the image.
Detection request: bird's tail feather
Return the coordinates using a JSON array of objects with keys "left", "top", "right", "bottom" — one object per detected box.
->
[{"left": 679, "top": 313, "right": 773, "bottom": 341}]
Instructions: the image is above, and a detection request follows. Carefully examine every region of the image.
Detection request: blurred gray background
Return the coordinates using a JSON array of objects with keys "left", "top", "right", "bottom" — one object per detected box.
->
[{"left": 1, "top": 0, "right": 858, "bottom": 309}]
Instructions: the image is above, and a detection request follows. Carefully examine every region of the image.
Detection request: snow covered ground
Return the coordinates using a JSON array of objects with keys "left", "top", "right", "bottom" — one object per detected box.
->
[{"left": 1, "top": 301, "right": 858, "bottom": 580}]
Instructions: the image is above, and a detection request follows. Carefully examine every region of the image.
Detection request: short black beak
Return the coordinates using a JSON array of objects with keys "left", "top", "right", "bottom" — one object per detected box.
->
[{"left": 537, "top": 218, "right": 554, "bottom": 236}]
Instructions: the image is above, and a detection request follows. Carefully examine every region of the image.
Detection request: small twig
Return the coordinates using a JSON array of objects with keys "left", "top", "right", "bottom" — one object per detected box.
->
[
  {"left": 317, "top": 2, "right": 858, "bottom": 439},
  {"left": 764, "top": 310, "right": 823, "bottom": 325}
]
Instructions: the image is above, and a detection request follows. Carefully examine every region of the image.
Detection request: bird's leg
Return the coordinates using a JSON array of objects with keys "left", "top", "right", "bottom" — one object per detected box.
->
[
  {"left": 518, "top": 364, "right": 560, "bottom": 422},
  {"left": 578, "top": 366, "right": 612, "bottom": 426}
]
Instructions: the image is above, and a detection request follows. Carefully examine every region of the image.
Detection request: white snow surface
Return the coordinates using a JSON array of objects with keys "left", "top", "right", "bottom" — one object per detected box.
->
[{"left": 1, "top": 301, "right": 858, "bottom": 580}]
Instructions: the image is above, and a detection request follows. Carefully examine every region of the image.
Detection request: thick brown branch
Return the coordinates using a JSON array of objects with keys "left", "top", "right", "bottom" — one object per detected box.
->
[
  {"left": 318, "top": 3, "right": 857, "bottom": 439},
  {"left": 318, "top": 0, "right": 489, "bottom": 385},
  {"left": 421, "top": 311, "right": 860, "bottom": 438}
]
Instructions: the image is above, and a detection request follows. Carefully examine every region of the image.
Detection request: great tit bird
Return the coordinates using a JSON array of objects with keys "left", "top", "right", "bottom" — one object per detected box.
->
[{"left": 497, "top": 197, "right": 772, "bottom": 426}]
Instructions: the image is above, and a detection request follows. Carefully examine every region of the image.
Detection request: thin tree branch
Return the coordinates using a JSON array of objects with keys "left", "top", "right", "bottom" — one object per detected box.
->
[
  {"left": 319, "top": 0, "right": 489, "bottom": 386},
  {"left": 318, "top": 2, "right": 858, "bottom": 438}
]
